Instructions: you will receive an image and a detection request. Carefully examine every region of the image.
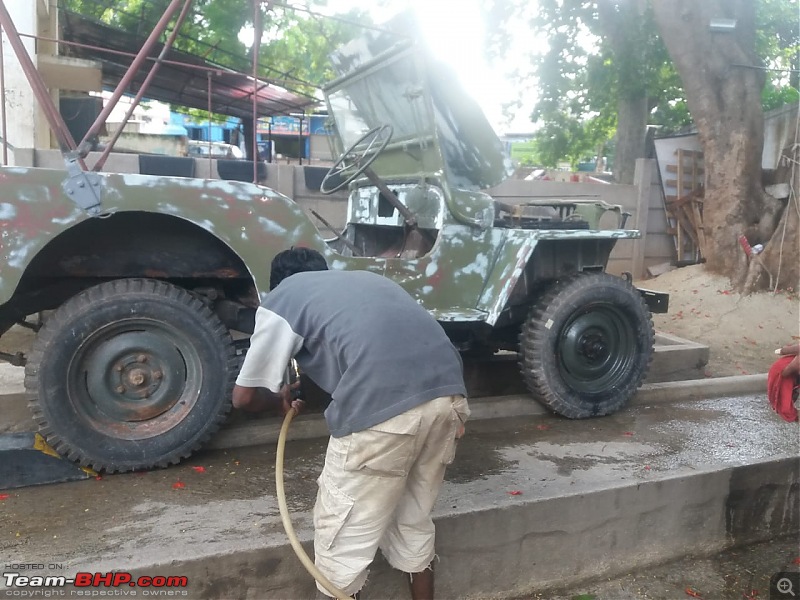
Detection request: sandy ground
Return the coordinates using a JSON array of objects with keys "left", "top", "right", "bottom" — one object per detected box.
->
[
  {"left": 1, "top": 264, "right": 798, "bottom": 379},
  {"left": 645, "top": 264, "right": 800, "bottom": 377}
]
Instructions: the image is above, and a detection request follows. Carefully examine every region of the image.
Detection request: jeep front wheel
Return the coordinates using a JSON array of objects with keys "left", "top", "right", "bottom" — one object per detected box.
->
[
  {"left": 519, "top": 272, "right": 654, "bottom": 419},
  {"left": 24, "top": 279, "right": 237, "bottom": 472}
]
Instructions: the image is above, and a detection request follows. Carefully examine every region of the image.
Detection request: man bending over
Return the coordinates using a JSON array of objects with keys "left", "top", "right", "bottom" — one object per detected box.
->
[{"left": 233, "top": 247, "right": 469, "bottom": 600}]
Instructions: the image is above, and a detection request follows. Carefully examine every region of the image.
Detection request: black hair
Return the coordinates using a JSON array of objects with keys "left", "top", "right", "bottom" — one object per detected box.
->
[{"left": 269, "top": 247, "right": 329, "bottom": 290}]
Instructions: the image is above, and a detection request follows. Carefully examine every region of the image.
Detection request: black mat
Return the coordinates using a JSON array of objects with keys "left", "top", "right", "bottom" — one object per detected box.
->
[
  {"left": 217, "top": 160, "right": 267, "bottom": 182},
  {"left": 138, "top": 154, "right": 196, "bottom": 177}
]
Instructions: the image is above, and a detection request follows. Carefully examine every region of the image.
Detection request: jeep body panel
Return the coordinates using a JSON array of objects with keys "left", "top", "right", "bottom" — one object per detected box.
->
[{"left": 0, "top": 165, "right": 641, "bottom": 328}]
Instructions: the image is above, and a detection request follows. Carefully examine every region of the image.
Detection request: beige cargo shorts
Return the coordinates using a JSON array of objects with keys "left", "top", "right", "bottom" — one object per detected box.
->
[{"left": 313, "top": 394, "right": 470, "bottom": 597}]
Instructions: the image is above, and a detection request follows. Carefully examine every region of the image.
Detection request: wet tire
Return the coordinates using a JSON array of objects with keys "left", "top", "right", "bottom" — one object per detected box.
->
[
  {"left": 519, "top": 272, "right": 654, "bottom": 419},
  {"left": 25, "top": 279, "right": 237, "bottom": 472}
]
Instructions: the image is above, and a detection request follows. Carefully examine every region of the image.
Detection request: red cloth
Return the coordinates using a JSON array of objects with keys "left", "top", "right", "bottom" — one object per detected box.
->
[{"left": 767, "top": 356, "right": 798, "bottom": 422}]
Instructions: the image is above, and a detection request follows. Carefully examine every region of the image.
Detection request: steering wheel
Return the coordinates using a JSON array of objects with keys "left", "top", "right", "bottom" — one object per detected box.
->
[{"left": 320, "top": 124, "right": 393, "bottom": 194}]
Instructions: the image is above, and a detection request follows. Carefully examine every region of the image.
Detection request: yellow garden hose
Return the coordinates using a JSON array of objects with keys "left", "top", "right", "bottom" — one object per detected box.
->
[{"left": 276, "top": 408, "right": 351, "bottom": 600}]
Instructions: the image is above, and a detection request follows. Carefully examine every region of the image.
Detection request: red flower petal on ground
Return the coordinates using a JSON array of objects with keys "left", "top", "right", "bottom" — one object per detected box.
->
[
  {"left": 172, "top": 481, "right": 186, "bottom": 489},
  {"left": 95, "top": 476, "right": 102, "bottom": 481},
  {"left": 685, "top": 587, "right": 703, "bottom": 598},
  {"left": 191, "top": 466, "right": 206, "bottom": 473},
  {"left": 622, "top": 431, "right": 634, "bottom": 436},
  {"left": 644, "top": 465, "right": 651, "bottom": 471},
  {"left": 0, "top": 494, "right": 10, "bottom": 501},
  {"left": 508, "top": 490, "right": 522, "bottom": 496},
  {"left": 793, "top": 557, "right": 800, "bottom": 565},
  {"left": 536, "top": 424, "right": 550, "bottom": 431}
]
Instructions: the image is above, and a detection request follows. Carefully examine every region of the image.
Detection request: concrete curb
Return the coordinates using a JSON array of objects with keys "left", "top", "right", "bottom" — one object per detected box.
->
[
  {"left": 636, "top": 373, "right": 767, "bottom": 403},
  {"left": 18, "top": 454, "right": 792, "bottom": 600},
  {"left": 209, "top": 373, "right": 768, "bottom": 450}
]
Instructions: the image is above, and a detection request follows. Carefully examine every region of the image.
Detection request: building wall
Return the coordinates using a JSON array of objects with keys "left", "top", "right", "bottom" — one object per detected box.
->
[{"left": 2, "top": 0, "right": 55, "bottom": 161}]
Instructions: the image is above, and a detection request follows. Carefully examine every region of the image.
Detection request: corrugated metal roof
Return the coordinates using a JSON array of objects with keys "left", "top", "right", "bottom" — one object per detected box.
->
[{"left": 59, "top": 10, "right": 319, "bottom": 120}]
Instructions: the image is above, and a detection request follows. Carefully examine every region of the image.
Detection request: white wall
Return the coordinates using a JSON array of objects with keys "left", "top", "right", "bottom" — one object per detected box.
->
[{"left": 1, "top": 0, "right": 55, "bottom": 162}]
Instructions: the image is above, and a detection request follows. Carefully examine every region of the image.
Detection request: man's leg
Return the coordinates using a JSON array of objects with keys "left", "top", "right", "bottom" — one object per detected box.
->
[
  {"left": 380, "top": 396, "right": 468, "bottom": 599},
  {"left": 407, "top": 565, "right": 434, "bottom": 600},
  {"left": 314, "top": 414, "right": 421, "bottom": 598}
]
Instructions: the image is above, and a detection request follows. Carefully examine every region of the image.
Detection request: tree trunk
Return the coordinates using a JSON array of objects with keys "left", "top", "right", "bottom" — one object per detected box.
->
[
  {"left": 652, "top": 0, "right": 782, "bottom": 290},
  {"left": 615, "top": 93, "right": 648, "bottom": 185},
  {"left": 597, "top": 0, "right": 651, "bottom": 185}
]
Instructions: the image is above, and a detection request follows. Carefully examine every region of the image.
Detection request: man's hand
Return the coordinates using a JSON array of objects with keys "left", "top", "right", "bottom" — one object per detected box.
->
[
  {"left": 777, "top": 343, "right": 800, "bottom": 378},
  {"left": 279, "top": 381, "right": 304, "bottom": 417}
]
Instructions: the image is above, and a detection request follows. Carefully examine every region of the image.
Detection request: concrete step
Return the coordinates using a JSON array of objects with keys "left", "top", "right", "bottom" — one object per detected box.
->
[{"left": 0, "top": 391, "right": 795, "bottom": 599}]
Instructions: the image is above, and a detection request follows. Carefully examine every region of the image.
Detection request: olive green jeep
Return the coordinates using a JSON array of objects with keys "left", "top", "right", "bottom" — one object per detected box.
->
[{"left": 0, "top": 23, "right": 666, "bottom": 472}]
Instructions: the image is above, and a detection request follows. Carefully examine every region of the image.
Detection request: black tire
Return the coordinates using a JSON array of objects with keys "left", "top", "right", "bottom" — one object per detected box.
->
[
  {"left": 24, "top": 279, "right": 237, "bottom": 472},
  {"left": 519, "top": 272, "right": 654, "bottom": 419}
]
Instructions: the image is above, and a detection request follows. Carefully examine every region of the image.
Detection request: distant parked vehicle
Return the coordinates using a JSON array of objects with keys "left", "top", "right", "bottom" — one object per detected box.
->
[{"left": 187, "top": 140, "right": 244, "bottom": 159}]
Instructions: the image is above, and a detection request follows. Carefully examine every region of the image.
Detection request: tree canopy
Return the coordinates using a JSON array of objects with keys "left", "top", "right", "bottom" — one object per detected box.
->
[{"left": 484, "top": 0, "right": 799, "bottom": 180}]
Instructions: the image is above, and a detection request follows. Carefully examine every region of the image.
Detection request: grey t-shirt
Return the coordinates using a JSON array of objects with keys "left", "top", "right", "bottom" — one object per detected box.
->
[{"left": 236, "top": 270, "right": 467, "bottom": 437}]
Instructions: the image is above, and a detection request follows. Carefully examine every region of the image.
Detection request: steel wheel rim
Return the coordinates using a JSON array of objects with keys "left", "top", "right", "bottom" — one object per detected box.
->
[
  {"left": 67, "top": 318, "right": 202, "bottom": 440},
  {"left": 557, "top": 304, "right": 637, "bottom": 394}
]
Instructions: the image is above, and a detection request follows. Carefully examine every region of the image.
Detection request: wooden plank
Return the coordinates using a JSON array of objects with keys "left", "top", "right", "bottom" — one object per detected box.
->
[
  {"left": 666, "top": 190, "right": 701, "bottom": 208},
  {"left": 676, "top": 206, "right": 698, "bottom": 246},
  {"left": 664, "top": 179, "right": 698, "bottom": 190},
  {"left": 691, "top": 152, "right": 700, "bottom": 193},
  {"left": 691, "top": 201, "right": 706, "bottom": 257},
  {"left": 666, "top": 164, "right": 705, "bottom": 174}
]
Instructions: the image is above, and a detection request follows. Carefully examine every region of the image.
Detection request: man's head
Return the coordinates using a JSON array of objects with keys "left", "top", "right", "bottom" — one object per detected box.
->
[{"left": 269, "top": 247, "right": 328, "bottom": 290}]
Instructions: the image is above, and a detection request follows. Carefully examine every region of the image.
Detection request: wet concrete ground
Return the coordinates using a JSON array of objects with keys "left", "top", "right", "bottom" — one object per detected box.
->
[
  {"left": 513, "top": 536, "right": 799, "bottom": 600},
  {"left": 0, "top": 392, "right": 797, "bottom": 598}
]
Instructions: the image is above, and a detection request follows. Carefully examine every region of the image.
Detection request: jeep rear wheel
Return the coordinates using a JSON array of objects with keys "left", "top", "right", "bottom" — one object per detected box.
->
[
  {"left": 24, "top": 279, "right": 237, "bottom": 472},
  {"left": 519, "top": 272, "right": 654, "bottom": 419}
]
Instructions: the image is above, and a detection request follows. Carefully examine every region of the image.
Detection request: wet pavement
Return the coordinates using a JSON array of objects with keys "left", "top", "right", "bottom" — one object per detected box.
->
[
  {"left": 512, "top": 536, "right": 799, "bottom": 600},
  {"left": 0, "top": 392, "right": 797, "bottom": 599}
]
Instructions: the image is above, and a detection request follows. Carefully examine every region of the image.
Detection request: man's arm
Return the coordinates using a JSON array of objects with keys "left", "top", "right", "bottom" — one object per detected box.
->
[
  {"left": 232, "top": 382, "right": 303, "bottom": 415},
  {"left": 234, "top": 305, "right": 304, "bottom": 413}
]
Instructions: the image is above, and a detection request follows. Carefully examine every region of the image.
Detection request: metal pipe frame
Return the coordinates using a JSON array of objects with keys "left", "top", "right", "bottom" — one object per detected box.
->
[
  {"left": 252, "top": 0, "right": 263, "bottom": 183},
  {"left": 91, "top": 0, "right": 193, "bottom": 171},
  {"left": 78, "top": 0, "right": 187, "bottom": 156},
  {"left": 18, "top": 32, "right": 315, "bottom": 123}
]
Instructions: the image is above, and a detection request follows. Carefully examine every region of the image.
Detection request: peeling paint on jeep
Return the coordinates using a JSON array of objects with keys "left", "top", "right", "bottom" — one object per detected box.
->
[{"left": 0, "top": 203, "right": 16, "bottom": 219}]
